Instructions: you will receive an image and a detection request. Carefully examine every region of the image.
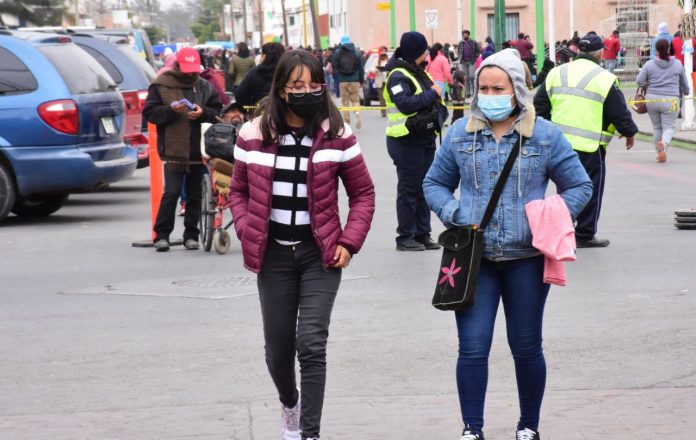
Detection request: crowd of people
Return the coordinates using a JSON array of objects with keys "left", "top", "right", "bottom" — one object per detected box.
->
[{"left": 141, "top": 19, "right": 689, "bottom": 440}]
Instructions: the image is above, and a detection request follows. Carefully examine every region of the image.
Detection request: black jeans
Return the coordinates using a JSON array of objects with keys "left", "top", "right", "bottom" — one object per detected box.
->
[
  {"left": 386, "top": 136, "right": 435, "bottom": 243},
  {"left": 257, "top": 240, "right": 341, "bottom": 439},
  {"left": 575, "top": 148, "right": 606, "bottom": 241},
  {"left": 153, "top": 164, "right": 205, "bottom": 242}
]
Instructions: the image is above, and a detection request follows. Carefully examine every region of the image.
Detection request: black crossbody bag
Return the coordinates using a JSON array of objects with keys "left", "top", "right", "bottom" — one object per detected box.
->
[{"left": 431, "top": 139, "right": 521, "bottom": 311}]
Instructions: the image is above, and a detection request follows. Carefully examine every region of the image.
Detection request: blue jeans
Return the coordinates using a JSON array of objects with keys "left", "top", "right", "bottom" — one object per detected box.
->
[{"left": 455, "top": 256, "right": 550, "bottom": 433}]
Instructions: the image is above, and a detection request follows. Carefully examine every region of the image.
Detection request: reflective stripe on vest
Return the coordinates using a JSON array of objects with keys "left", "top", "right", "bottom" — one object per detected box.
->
[
  {"left": 546, "top": 59, "right": 617, "bottom": 152},
  {"left": 383, "top": 67, "right": 441, "bottom": 138}
]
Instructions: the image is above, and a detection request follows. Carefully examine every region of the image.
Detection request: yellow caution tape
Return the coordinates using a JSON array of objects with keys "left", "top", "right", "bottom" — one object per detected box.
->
[
  {"left": 626, "top": 97, "right": 679, "bottom": 112},
  {"left": 242, "top": 104, "right": 471, "bottom": 112}
]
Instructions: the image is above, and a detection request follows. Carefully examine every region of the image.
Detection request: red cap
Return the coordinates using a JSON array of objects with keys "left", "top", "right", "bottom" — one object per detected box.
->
[{"left": 176, "top": 48, "right": 201, "bottom": 73}]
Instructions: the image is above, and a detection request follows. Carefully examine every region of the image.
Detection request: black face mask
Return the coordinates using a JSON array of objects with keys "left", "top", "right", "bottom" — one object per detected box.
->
[
  {"left": 418, "top": 61, "right": 428, "bottom": 69},
  {"left": 286, "top": 92, "right": 324, "bottom": 119}
]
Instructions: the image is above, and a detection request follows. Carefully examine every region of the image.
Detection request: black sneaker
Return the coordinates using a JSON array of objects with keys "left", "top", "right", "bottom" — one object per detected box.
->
[
  {"left": 396, "top": 238, "right": 426, "bottom": 251},
  {"left": 460, "top": 426, "right": 484, "bottom": 440},
  {"left": 576, "top": 236, "right": 610, "bottom": 248},
  {"left": 516, "top": 427, "right": 540, "bottom": 440},
  {"left": 154, "top": 239, "right": 170, "bottom": 252},
  {"left": 415, "top": 234, "right": 441, "bottom": 250}
]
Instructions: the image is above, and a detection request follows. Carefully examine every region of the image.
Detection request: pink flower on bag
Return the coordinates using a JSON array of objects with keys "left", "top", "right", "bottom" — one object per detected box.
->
[{"left": 439, "top": 258, "right": 462, "bottom": 288}]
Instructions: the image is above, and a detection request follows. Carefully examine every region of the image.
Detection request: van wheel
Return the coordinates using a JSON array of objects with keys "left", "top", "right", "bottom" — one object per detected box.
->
[
  {"left": 0, "top": 163, "right": 17, "bottom": 222},
  {"left": 12, "top": 194, "right": 69, "bottom": 217}
]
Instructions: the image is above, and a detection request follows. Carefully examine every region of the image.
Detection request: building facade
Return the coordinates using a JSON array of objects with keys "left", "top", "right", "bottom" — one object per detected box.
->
[{"left": 262, "top": 0, "right": 684, "bottom": 50}]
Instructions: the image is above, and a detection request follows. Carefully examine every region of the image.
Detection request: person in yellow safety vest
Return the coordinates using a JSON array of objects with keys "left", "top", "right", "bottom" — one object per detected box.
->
[
  {"left": 384, "top": 31, "right": 448, "bottom": 252},
  {"left": 534, "top": 32, "right": 638, "bottom": 249}
]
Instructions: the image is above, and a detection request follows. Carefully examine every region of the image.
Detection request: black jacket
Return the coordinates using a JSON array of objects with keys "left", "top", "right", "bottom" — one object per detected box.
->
[
  {"left": 234, "top": 63, "right": 276, "bottom": 110},
  {"left": 143, "top": 76, "right": 222, "bottom": 160},
  {"left": 534, "top": 54, "right": 638, "bottom": 138},
  {"left": 385, "top": 56, "right": 448, "bottom": 144}
]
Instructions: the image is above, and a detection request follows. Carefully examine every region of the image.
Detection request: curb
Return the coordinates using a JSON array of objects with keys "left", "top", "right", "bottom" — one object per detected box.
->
[{"left": 636, "top": 131, "right": 696, "bottom": 151}]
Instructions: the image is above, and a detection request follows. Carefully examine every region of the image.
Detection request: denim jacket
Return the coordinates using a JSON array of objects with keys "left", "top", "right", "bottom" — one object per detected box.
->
[{"left": 423, "top": 108, "right": 592, "bottom": 261}]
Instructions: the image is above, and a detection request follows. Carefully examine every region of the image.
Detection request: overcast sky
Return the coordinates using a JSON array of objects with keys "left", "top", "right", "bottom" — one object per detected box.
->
[{"left": 158, "top": 0, "right": 187, "bottom": 10}]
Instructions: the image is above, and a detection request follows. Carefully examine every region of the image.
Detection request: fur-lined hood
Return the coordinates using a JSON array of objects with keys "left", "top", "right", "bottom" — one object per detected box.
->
[{"left": 466, "top": 48, "right": 536, "bottom": 138}]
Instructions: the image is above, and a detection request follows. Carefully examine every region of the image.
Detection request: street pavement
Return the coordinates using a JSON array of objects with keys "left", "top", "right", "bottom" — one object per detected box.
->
[{"left": 1, "top": 106, "right": 695, "bottom": 439}]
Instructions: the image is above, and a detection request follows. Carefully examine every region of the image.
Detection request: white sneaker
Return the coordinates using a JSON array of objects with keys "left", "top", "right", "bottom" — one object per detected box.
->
[{"left": 281, "top": 395, "right": 301, "bottom": 440}]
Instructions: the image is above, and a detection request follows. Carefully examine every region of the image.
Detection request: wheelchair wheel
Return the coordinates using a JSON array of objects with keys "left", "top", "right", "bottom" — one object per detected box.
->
[
  {"left": 213, "top": 229, "right": 231, "bottom": 255},
  {"left": 199, "top": 175, "right": 215, "bottom": 252}
]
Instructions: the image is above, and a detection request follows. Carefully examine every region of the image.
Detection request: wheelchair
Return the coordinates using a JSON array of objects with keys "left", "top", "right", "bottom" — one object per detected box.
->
[{"left": 200, "top": 123, "right": 236, "bottom": 254}]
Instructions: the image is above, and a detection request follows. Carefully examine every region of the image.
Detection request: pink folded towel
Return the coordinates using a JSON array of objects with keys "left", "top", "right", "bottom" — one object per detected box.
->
[{"left": 525, "top": 194, "right": 576, "bottom": 286}]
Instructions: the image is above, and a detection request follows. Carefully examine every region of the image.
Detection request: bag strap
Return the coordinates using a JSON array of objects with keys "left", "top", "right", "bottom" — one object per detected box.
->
[{"left": 479, "top": 136, "right": 522, "bottom": 229}]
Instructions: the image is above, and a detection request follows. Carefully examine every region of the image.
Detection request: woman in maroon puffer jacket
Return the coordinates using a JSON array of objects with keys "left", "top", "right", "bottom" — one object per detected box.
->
[{"left": 229, "top": 50, "right": 375, "bottom": 440}]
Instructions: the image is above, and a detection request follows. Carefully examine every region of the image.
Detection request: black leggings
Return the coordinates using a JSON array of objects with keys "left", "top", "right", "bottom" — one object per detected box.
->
[{"left": 257, "top": 240, "right": 341, "bottom": 439}]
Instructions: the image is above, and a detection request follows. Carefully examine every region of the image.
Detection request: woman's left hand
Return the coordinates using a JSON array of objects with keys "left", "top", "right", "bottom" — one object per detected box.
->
[{"left": 330, "top": 245, "right": 351, "bottom": 269}]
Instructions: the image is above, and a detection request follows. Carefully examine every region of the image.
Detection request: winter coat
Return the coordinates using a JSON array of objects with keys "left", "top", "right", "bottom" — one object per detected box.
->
[
  {"left": 234, "top": 63, "right": 277, "bottom": 109},
  {"left": 332, "top": 43, "right": 364, "bottom": 83},
  {"left": 228, "top": 55, "right": 256, "bottom": 87},
  {"left": 142, "top": 76, "right": 222, "bottom": 160},
  {"left": 229, "top": 118, "right": 375, "bottom": 273},
  {"left": 425, "top": 52, "right": 453, "bottom": 84}
]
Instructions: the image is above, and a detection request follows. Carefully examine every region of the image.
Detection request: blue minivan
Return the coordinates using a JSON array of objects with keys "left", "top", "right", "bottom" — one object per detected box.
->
[{"left": 0, "top": 31, "right": 137, "bottom": 221}]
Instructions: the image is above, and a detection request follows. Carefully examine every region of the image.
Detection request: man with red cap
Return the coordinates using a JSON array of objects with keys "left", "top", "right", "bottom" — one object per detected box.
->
[{"left": 143, "top": 47, "right": 223, "bottom": 252}]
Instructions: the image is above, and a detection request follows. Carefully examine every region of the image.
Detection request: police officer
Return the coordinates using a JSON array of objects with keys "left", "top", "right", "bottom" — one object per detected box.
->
[
  {"left": 384, "top": 31, "right": 447, "bottom": 251},
  {"left": 534, "top": 33, "right": 638, "bottom": 248}
]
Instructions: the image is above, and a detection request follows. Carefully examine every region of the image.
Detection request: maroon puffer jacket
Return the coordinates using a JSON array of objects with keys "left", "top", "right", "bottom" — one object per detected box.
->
[{"left": 229, "top": 118, "right": 375, "bottom": 273}]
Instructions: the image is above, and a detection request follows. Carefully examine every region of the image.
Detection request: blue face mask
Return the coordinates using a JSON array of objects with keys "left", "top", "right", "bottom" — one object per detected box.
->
[{"left": 477, "top": 94, "right": 515, "bottom": 121}]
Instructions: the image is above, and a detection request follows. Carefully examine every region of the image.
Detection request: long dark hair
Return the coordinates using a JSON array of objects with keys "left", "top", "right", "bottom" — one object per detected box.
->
[
  {"left": 260, "top": 50, "right": 344, "bottom": 145},
  {"left": 655, "top": 38, "right": 670, "bottom": 61},
  {"left": 261, "top": 42, "right": 285, "bottom": 67},
  {"left": 429, "top": 42, "right": 443, "bottom": 60}
]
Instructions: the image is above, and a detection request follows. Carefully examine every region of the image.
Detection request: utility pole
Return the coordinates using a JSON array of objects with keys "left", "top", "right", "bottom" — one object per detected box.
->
[
  {"left": 409, "top": 0, "right": 415, "bottom": 31},
  {"left": 74, "top": 0, "right": 80, "bottom": 26},
  {"left": 456, "top": 0, "right": 462, "bottom": 40},
  {"left": 242, "top": 0, "right": 248, "bottom": 45},
  {"left": 309, "top": 0, "right": 321, "bottom": 49},
  {"left": 535, "top": 0, "right": 544, "bottom": 74},
  {"left": 682, "top": 0, "right": 695, "bottom": 129},
  {"left": 470, "top": 0, "right": 475, "bottom": 40},
  {"left": 230, "top": 0, "right": 236, "bottom": 43},
  {"left": 280, "top": 0, "right": 289, "bottom": 46},
  {"left": 302, "top": 0, "right": 307, "bottom": 47},
  {"left": 548, "top": 0, "right": 555, "bottom": 65},
  {"left": 258, "top": 0, "right": 264, "bottom": 46},
  {"left": 493, "top": 0, "right": 505, "bottom": 52},
  {"left": 390, "top": 0, "right": 396, "bottom": 48}
]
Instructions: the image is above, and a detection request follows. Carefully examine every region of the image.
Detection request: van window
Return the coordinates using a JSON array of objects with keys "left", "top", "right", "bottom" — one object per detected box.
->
[
  {"left": 38, "top": 44, "right": 115, "bottom": 94},
  {"left": 117, "top": 45, "right": 156, "bottom": 82},
  {"left": 76, "top": 43, "right": 124, "bottom": 84},
  {"left": 0, "top": 47, "right": 38, "bottom": 94}
]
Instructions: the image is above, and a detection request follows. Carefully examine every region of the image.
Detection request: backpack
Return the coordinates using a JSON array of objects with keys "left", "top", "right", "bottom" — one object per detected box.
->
[
  {"left": 204, "top": 123, "right": 237, "bottom": 163},
  {"left": 336, "top": 49, "right": 358, "bottom": 75}
]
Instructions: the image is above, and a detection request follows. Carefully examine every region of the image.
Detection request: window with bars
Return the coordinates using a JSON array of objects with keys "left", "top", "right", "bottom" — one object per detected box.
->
[{"left": 486, "top": 13, "right": 520, "bottom": 42}]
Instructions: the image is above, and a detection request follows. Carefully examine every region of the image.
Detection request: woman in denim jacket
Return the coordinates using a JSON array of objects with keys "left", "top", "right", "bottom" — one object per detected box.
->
[{"left": 423, "top": 49, "right": 592, "bottom": 440}]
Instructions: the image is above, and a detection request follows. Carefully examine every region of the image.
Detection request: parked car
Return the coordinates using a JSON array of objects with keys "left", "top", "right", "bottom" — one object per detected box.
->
[
  {"left": 19, "top": 26, "right": 157, "bottom": 69},
  {"left": 83, "top": 28, "right": 157, "bottom": 69},
  {"left": 362, "top": 48, "right": 393, "bottom": 106},
  {"left": 0, "top": 31, "right": 137, "bottom": 221},
  {"left": 70, "top": 34, "right": 156, "bottom": 168}
]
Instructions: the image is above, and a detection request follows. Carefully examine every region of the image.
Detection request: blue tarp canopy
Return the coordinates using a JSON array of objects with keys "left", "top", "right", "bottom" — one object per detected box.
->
[
  {"left": 203, "top": 41, "right": 235, "bottom": 50},
  {"left": 153, "top": 44, "right": 177, "bottom": 56}
]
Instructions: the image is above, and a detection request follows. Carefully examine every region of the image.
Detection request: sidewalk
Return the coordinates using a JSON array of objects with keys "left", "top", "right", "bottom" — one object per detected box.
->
[{"left": 621, "top": 88, "right": 696, "bottom": 149}]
